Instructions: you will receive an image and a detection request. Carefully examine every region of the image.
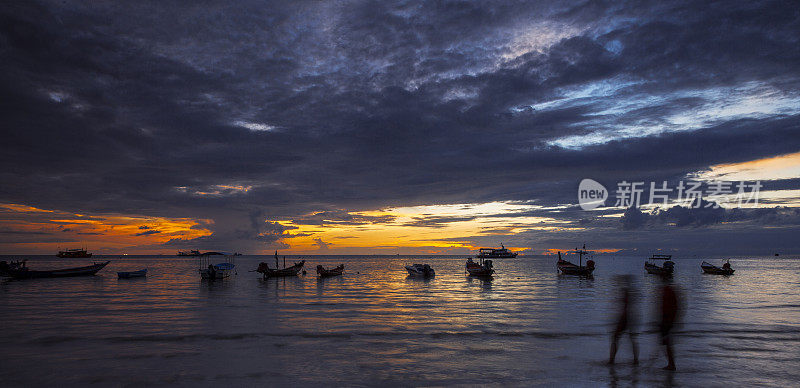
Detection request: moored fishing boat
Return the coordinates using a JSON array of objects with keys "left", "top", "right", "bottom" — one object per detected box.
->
[
  {"left": 117, "top": 269, "right": 147, "bottom": 279},
  {"left": 645, "top": 254, "right": 675, "bottom": 275},
  {"left": 257, "top": 251, "right": 305, "bottom": 278},
  {"left": 557, "top": 245, "right": 595, "bottom": 276},
  {"left": 56, "top": 248, "right": 92, "bottom": 258},
  {"left": 258, "top": 261, "right": 305, "bottom": 278},
  {"left": 405, "top": 263, "right": 435, "bottom": 277},
  {"left": 199, "top": 255, "right": 235, "bottom": 280},
  {"left": 0, "top": 260, "right": 25, "bottom": 276},
  {"left": 0, "top": 260, "right": 110, "bottom": 279},
  {"left": 701, "top": 260, "right": 734, "bottom": 275},
  {"left": 465, "top": 257, "right": 494, "bottom": 277},
  {"left": 317, "top": 264, "right": 344, "bottom": 277}
]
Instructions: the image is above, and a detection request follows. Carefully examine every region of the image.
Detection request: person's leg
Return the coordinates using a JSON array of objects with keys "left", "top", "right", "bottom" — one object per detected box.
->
[
  {"left": 664, "top": 338, "right": 675, "bottom": 370},
  {"left": 629, "top": 332, "right": 639, "bottom": 365},
  {"left": 609, "top": 330, "right": 621, "bottom": 364},
  {"left": 661, "top": 328, "right": 675, "bottom": 370}
]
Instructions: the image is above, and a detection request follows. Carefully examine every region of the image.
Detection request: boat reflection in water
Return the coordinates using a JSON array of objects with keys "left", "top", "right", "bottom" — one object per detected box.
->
[{"left": 117, "top": 268, "right": 147, "bottom": 279}]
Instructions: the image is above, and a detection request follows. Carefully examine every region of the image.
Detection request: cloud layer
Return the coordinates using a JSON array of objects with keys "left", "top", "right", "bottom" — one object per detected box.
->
[{"left": 1, "top": 1, "right": 798, "bottom": 254}]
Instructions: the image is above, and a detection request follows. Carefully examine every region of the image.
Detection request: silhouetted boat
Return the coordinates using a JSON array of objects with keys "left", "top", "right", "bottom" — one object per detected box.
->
[
  {"left": 117, "top": 269, "right": 147, "bottom": 279},
  {"left": 405, "top": 263, "right": 435, "bottom": 277},
  {"left": 258, "top": 261, "right": 305, "bottom": 278},
  {"left": 200, "top": 262, "right": 235, "bottom": 279},
  {"left": 56, "top": 248, "right": 92, "bottom": 258},
  {"left": 0, "top": 260, "right": 26, "bottom": 276},
  {"left": 645, "top": 255, "right": 675, "bottom": 275},
  {"left": 476, "top": 243, "right": 518, "bottom": 258},
  {"left": 199, "top": 255, "right": 235, "bottom": 280},
  {"left": 257, "top": 251, "right": 305, "bottom": 278},
  {"left": 465, "top": 257, "right": 494, "bottom": 277},
  {"left": 0, "top": 260, "right": 109, "bottom": 279},
  {"left": 557, "top": 245, "right": 595, "bottom": 276},
  {"left": 701, "top": 260, "right": 734, "bottom": 275},
  {"left": 317, "top": 264, "right": 344, "bottom": 277}
]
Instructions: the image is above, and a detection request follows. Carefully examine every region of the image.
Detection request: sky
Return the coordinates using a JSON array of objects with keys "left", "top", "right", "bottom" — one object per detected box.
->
[{"left": 1, "top": 0, "right": 799, "bottom": 256}]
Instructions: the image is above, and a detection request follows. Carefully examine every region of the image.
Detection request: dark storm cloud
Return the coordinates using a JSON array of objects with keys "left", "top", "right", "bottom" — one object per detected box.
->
[
  {"left": 403, "top": 215, "right": 477, "bottom": 228},
  {"left": 290, "top": 210, "right": 396, "bottom": 226},
  {"left": 313, "top": 238, "right": 330, "bottom": 250},
  {"left": 619, "top": 201, "right": 800, "bottom": 230},
  {"left": 0, "top": 229, "right": 50, "bottom": 235},
  {"left": 134, "top": 229, "right": 161, "bottom": 236},
  {"left": 1, "top": 0, "right": 799, "bottom": 253}
]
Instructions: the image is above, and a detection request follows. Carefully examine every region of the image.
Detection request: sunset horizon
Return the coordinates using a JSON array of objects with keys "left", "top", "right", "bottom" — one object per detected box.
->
[{"left": 1, "top": 1, "right": 799, "bottom": 386}]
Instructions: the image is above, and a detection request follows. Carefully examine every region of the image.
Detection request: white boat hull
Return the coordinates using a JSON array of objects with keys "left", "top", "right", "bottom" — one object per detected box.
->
[{"left": 405, "top": 265, "right": 435, "bottom": 277}]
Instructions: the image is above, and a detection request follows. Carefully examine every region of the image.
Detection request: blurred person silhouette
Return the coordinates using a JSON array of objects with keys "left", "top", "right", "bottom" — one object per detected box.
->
[
  {"left": 609, "top": 275, "right": 639, "bottom": 365},
  {"left": 658, "top": 274, "right": 680, "bottom": 370}
]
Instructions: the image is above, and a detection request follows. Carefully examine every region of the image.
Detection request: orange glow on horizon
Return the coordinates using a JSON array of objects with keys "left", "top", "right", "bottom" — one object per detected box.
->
[
  {"left": 269, "top": 202, "right": 563, "bottom": 255},
  {"left": 692, "top": 151, "right": 800, "bottom": 182},
  {"left": 0, "top": 202, "right": 212, "bottom": 254},
  {"left": 0, "top": 203, "right": 54, "bottom": 213}
]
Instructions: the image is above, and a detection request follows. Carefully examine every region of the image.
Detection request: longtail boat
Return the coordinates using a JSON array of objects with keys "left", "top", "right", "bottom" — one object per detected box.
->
[
  {"left": 56, "top": 248, "right": 92, "bottom": 258},
  {"left": 317, "top": 264, "right": 344, "bottom": 278},
  {"left": 465, "top": 257, "right": 494, "bottom": 277},
  {"left": 557, "top": 245, "right": 595, "bottom": 276},
  {"left": 0, "top": 260, "right": 110, "bottom": 279},
  {"left": 257, "top": 251, "right": 305, "bottom": 278},
  {"left": 701, "top": 260, "right": 734, "bottom": 275},
  {"left": 118, "top": 269, "right": 147, "bottom": 279}
]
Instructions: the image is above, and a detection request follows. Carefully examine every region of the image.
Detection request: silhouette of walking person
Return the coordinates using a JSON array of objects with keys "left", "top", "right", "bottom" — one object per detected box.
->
[
  {"left": 659, "top": 275, "right": 679, "bottom": 370},
  {"left": 609, "top": 275, "right": 639, "bottom": 365}
]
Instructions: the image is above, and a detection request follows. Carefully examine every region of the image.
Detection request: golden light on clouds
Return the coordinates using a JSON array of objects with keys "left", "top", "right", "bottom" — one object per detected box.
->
[
  {"left": 274, "top": 202, "right": 571, "bottom": 254},
  {"left": 690, "top": 151, "right": 800, "bottom": 182},
  {"left": 0, "top": 202, "right": 212, "bottom": 254},
  {"left": 0, "top": 203, "right": 54, "bottom": 213}
]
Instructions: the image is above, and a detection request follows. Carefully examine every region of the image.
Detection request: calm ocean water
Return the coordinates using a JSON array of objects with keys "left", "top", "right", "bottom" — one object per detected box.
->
[{"left": 0, "top": 254, "right": 798, "bottom": 387}]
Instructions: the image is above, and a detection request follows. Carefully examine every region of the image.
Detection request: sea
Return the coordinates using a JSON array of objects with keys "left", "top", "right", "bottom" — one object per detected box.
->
[{"left": 0, "top": 254, "right": 798, "bottom": 387}]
